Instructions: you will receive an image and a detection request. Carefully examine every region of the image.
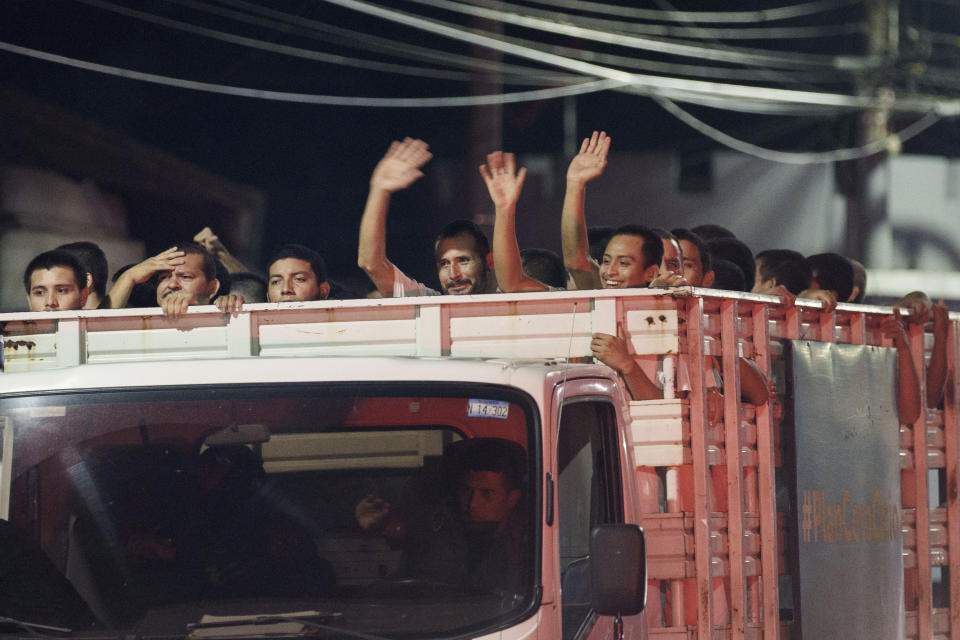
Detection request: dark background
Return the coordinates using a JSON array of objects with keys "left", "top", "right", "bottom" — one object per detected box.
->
[{"left": 1, "top": 0, "right": 958, "bottom": 286}]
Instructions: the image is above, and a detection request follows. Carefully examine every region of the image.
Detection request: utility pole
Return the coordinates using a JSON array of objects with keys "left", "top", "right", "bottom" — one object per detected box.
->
[{"left": 840, "top": 0, "right": 898, "bottom": 265}]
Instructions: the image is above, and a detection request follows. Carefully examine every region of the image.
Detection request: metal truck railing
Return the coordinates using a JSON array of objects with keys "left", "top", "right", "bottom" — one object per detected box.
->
[{"left": 1, "top": 288, "right": 956, "bottom": 640}]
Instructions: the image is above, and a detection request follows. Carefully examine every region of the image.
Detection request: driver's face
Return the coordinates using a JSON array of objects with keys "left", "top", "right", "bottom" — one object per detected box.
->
[{"left": 459, "top": 470, "right": 520, "bottom": 532}]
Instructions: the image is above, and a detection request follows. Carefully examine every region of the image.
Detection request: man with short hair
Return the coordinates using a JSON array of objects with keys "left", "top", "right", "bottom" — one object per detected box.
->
[
  {"left": 806, "top": 252, "right": 855, "bottom": 302},
  {"left": 56, "top": 241, "right": 108, "bottom": 310},
  {"left": 23, "top": 250, "right": 90, "bottom": 311},
  {"left": 228, "top": 272, "right": 268, "bottom": 304},
  {"left": 154, "top": 242, "right": 221, "bottom": 317},
  {"left": 651, "top": 228, "right": 686, "bottom": 286},
  {"left": 752, "top": 249, "right": 811, "bottom": 296},
  {"left": 848, "top": 258, "right": 867, "bottom": 303},
  {"left": 706, "top": 237, "right": 755, "bottom": 292},
  {"left": 266, "top": 244, "right": 332, "bottom": 303},
  {"left": 104, "top": 243, "right": 220, "bottom": 317},
  {"left": 559, "top": 132, "right": 661, "bottom": 291},
  {"left": 358, "top": 138, "right": 497, "bottom": 298},
  {"left": 357, "top": 437, "right": 526, "bottom": 592},
  {"left": 671, "top": 228, "right": 715, "bottom": 288}
]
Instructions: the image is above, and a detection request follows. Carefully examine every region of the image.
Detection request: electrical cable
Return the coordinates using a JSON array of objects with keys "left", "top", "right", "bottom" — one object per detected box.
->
[
  {"left": 317, "top": 0, "right": 960, "bottom": 115},
  {"left": 398, "top": 0, "right": 861, "bottom": 69},
  {"left": 169, "top": 0, "right": 855, "bottom": 86},
  {"left": 0, "top": 39, "right": 623, "bottom": 106},
  {"left": 450, "top": 0, "right": 863, "bottom": 41},
  {"left": 643, "top": 0, "right": 832, "bottom": 95},
  {"left": 160, "top": 0, "right": 582, "bottom": 84},
  {"left": 488, "top": 0, "right": 864, "bottom": 24},
  {"left": 73, "top": 0, "right": 573, "bottom": 85},
  {"left": 653, "top": 96, "right": 940, "bottom": 164}
]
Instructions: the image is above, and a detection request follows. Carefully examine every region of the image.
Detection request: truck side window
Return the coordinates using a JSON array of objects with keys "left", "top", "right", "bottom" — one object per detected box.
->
[{"left": 557, "top": 399, "right": 623, "bottom": 640}]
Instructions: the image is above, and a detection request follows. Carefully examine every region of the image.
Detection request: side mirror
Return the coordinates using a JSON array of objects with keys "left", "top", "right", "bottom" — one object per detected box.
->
[{"left": 589, "top": 524, "right": 646, "bottom": 616}]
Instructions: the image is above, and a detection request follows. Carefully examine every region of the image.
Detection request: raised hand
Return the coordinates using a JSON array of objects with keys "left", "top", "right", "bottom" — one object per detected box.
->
[
  {"left": 355, "top": 494, "right": 392, "bottom": 530},
  {"left": 479, "top": 151, "right": 527, "bottom": 210},
  {"left": 126, "top": 247, "right": 186, "bottom": 285},
  {"left": 194, "top": 227, "right": 225, "bottom": 255},
  {"left": 370, "top": 138, "right": 433, "bottom": 193},
  {"left": 933, "top": 299, "right": 949, "bottom": 337},
  {"left": 566, "top": 131, "right": 611, "bottom": 185}
]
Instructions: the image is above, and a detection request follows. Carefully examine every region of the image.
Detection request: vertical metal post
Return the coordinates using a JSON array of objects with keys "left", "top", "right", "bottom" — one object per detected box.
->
[
  {"left": 752, "top": 301, "right": 781, "bottom": 639},
  {"left": 909, "top": 320, "right": 932, "bottom": 639},
  {"left": 685, "top": 297, "right": 714, "bottom": 640},
  {"left": 944, "top": 316, "right": 960, "bottom": 638},
  {"left": 0, "top": 417, "right": 11, "bottom": 520},
  {"left": 721, "top": 299, "right": 746, "bottom": 639}
]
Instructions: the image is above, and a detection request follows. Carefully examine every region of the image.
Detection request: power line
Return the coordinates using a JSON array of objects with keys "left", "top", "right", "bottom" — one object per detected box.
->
[
  {"left": 490, "top": 0, "right": 864, "bottom": 24},
  {"left": 317, "top": 0, "right": 960, "bottom": 115},
  {"left": 161, "top": 0, "right": 580, "bottom": 83},
  {"left": 453, "top": 0, "right": 863, "bottom": 40},
  {"left": 168, "top": 0, "right": 854, "bottom": 87},
  {"left": 399, "top": 0, "right": 860, "bottom": 69},
  {"left": 73, "top": 0, "right": 573, "bottom": 85},
  {"left": 0, "top": 40, "right": 623, "bottom": 106},
  {"left": 654, "top": 96, "right": 939, "bottom": 164}
]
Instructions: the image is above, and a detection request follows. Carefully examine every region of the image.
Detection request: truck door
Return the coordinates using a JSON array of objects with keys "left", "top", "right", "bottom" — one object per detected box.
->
[{"left": 556, "top": 395, "right": 627, "bottom": 640}]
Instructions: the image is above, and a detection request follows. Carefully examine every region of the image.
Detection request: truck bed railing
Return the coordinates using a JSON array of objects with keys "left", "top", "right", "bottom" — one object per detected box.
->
[{"left": 2, "top": 287, "right": 957, "bottom": 640}]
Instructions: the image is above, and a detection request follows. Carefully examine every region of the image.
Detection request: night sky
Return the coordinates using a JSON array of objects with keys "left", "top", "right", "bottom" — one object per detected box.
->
[{"left": 2, "top": 0, "right": 959, "bottom": 285}]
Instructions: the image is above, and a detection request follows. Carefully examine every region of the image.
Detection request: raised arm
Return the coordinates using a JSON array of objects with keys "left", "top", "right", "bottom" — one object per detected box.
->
[
  {"left": 927, "top": 301, "right": 949, "bottom": 408},
  {"left": 357, "top": 138, "right": 433, "bottom": 296},
  {"left": 894, "top": 290, "right": 943, "bottom": 408},
  {"left": 738, "top": 357, "right": 770, "bottom": 405},
  {"left": 479, "top": 151, "right": 545, "bottom": 293},
  {"left": 882, "top": 309, "right": 923, "bottom": 425},
  {"left": 591, "top": 326, "right": 663, "bottom": 401},
  {"left": 103, "top": 247, "right": 185, "bottom": 309},
  {"left": 194, "top": 227, "right": 248, "bottom": 274},
  {"left": 561, "top": 131, "right": 610, "bottom": 288}
]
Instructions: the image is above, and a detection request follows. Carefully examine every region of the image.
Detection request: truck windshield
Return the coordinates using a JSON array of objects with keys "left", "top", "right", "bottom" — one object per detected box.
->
[{"left": 0, "top": 383, "right": 538, "bottom": 638}]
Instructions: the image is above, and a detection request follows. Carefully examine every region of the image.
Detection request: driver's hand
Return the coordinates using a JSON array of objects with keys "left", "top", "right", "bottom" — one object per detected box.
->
[{"left": 356, "top": 494, "right": 392, "bottom": 530}]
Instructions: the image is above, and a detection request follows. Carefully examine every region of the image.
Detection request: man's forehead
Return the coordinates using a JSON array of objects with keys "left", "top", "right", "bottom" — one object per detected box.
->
[
  {"left": 169, "top": 254, "right": 206, "bottom": 274},
  {"left": 464, "top": 469, "right": 508, "bottom": 487},
  {"left": 605, "top": 234, "right": 645, "bottom": 258},
  {"left": 436, "top": 234, "right": 481, "bottom": 258},
  {"left": 30, "top": 267, "right": 78, "bottom": 288},
  {"left": 679, "top": 239, "right": 701, "bottom": 264},
  {"left": 269, "top": 257, "right": 315, "bottom": 277}
]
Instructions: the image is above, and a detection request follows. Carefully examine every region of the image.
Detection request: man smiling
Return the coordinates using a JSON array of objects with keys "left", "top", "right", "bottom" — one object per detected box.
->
[{"left": 358, "top": 137, "right": 497, "bottom": 297}]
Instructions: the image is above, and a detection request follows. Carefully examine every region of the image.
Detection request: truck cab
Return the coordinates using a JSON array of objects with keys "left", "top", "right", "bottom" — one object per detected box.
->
[{"left": 0, "top": 353, "right": 645, "bottom": 639}]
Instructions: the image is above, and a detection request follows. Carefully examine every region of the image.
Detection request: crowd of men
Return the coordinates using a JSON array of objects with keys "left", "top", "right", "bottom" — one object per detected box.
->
[{"left": 20, "top": 131, "right": 949, "bottom": 410}]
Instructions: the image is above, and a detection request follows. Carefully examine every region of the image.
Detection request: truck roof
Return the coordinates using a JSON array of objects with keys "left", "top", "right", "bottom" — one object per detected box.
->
[{"left": 0, "top": 354, "right": 620, "bottom": 397}]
